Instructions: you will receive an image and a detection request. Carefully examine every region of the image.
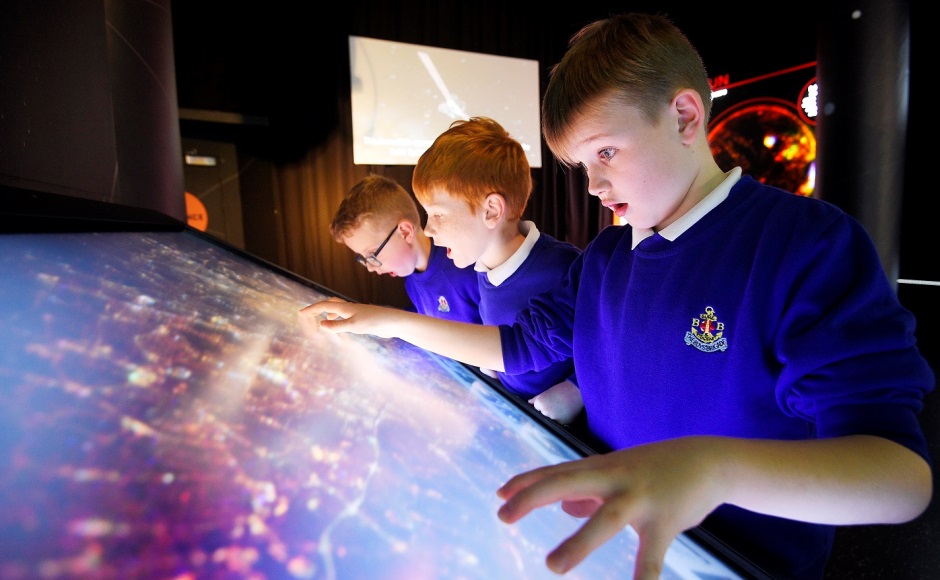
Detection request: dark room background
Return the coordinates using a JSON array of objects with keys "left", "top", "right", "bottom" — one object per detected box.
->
[{"left": 1, "top": 0, "right": 935, "bottom": 577}]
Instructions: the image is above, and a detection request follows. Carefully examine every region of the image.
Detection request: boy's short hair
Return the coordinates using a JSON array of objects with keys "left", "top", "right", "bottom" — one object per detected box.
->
[
  {"left": 330, "top": 174, "right": 421, "bottom": 242},
  {"left": 542, "top": 13, "right": 713, "bottom": 166},
  {"left": 412, "top": 116, "right": 532, "bottom": 221}
]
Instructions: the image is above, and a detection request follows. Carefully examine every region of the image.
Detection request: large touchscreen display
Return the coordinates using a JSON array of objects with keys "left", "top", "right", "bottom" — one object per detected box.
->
[{"left": 0, "top": 229, "right": 746, "bottom": 579}]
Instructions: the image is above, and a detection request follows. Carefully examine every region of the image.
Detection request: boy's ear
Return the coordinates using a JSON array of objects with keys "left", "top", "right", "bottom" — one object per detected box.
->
[
  {"left": 397, "top": 220, "right": 415, "bottom": 243},
  {"left": 673, "top": 89, "right": 705, "bottom": 144},
  {"left": 483, "top": 193, "right": 506, "bottom": 227}
]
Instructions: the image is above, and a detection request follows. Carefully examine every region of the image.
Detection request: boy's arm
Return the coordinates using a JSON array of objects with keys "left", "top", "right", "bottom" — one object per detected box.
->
[
  {"left": 299, "top": 297, "right": 505, "bottom": 371},
  {"left": 496, "top": 434, "right": 932, "bottom": 580}
]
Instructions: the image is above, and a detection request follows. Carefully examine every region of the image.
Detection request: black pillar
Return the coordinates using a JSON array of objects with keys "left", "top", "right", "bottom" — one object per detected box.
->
[
  {"left": 815, "top": 0, "right": 909, "bottom": 288},
  {"left": 0, "top": 0, "right": 184, "bottom": 221},
  {"left": 105, "top": 0, "right": 184, "bottom": 220}
]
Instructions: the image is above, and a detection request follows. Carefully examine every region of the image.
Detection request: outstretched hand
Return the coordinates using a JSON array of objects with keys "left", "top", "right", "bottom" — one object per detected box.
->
[
  {"left": 300, "top": 298, "right": 504, "bottom": 372},
  {"left": 298, "top": 297, "right": 401, "bottom": 338},
  {"left": 496, "top": 437, "right": 724, "bottom": 579}
]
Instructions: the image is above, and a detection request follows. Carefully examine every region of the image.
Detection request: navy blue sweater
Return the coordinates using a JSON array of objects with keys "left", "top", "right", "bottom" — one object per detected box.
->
[
  {"left": 501, "top": 175, "right": 934, "bottom": 577},
  {"left": 405, "top": 244, "right": 481, "bottom": 323},
  {"left": 479, "top": 232, "right": 580, "bottom": 399}
]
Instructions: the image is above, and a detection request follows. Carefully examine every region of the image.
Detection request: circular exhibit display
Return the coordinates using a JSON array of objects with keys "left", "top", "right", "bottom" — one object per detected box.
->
[{"left": 709, "top": 98, "right": 816, "bottom": 197}]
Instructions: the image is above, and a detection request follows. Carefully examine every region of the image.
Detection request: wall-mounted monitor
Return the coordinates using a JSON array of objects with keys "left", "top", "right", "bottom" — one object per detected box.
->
[
  {"left": 349, "top": 35, "right": 542, "bottom": 168},
  {"left": 0, "top": 186, "right": 768, "bottom": 579}
]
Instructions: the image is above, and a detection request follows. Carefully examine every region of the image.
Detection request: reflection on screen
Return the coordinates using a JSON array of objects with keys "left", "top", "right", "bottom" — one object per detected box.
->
[{"left": 0, "top": 231, "right": 741, "bottom": 579}]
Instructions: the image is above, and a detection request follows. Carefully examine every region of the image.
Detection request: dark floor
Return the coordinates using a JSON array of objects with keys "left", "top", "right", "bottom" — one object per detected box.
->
[
  {"left": 825, "top": 515, "right": 940, "bottom": 579},
  {"left": 823, "top": 283, "right": 939, "bottom": 578}
]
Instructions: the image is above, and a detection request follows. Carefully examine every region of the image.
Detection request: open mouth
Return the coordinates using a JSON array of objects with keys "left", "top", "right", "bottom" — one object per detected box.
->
[{"left": 609, "top": 202, "right": 628, "bottom": 218}]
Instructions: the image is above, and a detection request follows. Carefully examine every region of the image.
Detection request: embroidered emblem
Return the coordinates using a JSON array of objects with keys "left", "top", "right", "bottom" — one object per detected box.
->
[
  {"left": 685, "top": 306, "right": 728, "bottom": 352},
  {"left": 437, "top": 295, "right": 450, "bottom": 313}
]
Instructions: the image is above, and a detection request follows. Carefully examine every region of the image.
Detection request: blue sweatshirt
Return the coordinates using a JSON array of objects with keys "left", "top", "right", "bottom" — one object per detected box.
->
[
  {"left": 405, "top": 244, "right": 482, "bottom": 323},
  {"left": 477, "top": 223, "right": 581, "bottom": 398},
  {"left": 500, "top": 174, "right": 934, "bottom": 578}
]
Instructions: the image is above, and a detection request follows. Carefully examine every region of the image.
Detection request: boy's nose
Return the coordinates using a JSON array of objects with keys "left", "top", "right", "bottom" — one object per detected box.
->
[{"left": 585, "top": 174, "right": 607, "bottom": 198}]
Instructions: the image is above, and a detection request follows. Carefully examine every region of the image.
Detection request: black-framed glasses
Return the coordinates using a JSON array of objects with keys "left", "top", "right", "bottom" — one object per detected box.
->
[{"left": 355, "top": 225, "right": 398, "bottom": 268}]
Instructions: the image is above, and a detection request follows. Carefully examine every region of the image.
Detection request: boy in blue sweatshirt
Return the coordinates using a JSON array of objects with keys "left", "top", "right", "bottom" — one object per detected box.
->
[
  {"left": 330, "top": 174, "right": 481, "bottom": 324},
  {"left": 302, "top": 13, "right": 934, "bottom": 579},
  {"left": 412, "top": 116, "right": 583, "bottom": 425}
]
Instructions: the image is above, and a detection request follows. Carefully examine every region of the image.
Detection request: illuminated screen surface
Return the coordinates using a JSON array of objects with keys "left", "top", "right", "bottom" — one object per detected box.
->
[{"left": 0, "top": 222, "right": 752, "bottom": 578}]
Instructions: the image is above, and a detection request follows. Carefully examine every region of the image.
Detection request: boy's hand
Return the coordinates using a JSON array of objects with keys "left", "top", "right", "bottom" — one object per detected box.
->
[
  {"left": 496, "top": 437, "right": 721, "bottom": 579},
  {"left": 300, "top": 300, "right": 504, "bottom": 372},
  {"left": 529, "top": 380, "right": 583, "bottom": 424},
  {"left": 298, "top": 298, "right": 400, "bottom": 338}
]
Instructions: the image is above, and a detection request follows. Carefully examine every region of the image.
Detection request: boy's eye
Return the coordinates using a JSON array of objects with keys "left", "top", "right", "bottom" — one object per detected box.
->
[{"left": 599, "top": 148, "right": 615, "bottom": 161}]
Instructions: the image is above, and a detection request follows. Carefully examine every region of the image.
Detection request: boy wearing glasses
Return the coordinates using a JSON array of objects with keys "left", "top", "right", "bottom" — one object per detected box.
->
[
  {"left": 330, "top": 174, "right": 483, "bottom": 325},
  {"left": 411, "top": 116, "right": 584, "bottom": 425}
]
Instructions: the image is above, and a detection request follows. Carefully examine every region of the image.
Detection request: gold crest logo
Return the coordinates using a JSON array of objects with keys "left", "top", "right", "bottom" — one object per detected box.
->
[{"left": 685, "top": 306, "right": 728, "bottom": 352}]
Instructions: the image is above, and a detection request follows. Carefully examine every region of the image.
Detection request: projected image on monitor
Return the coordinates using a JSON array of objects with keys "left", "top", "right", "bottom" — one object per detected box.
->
[
  {"left": 349, "top": 35, "right": 542, "bottom": 167},
  {"left": 0, "top": 224, "right": 750, "bottom": 578}
]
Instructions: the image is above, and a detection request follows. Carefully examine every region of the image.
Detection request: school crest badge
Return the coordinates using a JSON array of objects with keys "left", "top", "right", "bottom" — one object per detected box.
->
[{"left": 685, "top": 306, "right": 727, "bottom": 353}]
